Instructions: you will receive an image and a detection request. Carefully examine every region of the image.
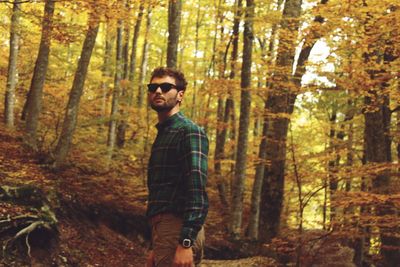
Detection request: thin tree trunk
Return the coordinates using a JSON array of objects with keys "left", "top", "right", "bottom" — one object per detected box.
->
[
  {"left": 213, "top": 0, "right": 232, "bottom": 210},
  {"left": 398, "top": 108, "right": 400, "bottom": 163},
  {"left": 190, "top": 0, "right": 203, "bottom": 119},
  {"left": 107, "top": 18, "right": 124, "bottom": 162},
  {"left": 24, "top": 0, "right": 55, "bottom": 150},
  {"left": 225, "top": 0, "right": 242, "bottom": 184},
  {"left": 122, "top": 1, "right": 130, "bottom": 80},
  {"left": 247, "top": 110, "right": 269, "bottom": 239},
  {"left": 116, "top": 1, "right": 132, "bottom": 148},
  {"left": 53, "top": 11, "right": 100, "bottom": 169},
  {"left": 328, "top": 108, "right": 338, "bottom": 224},
  {"left": 4, "top": 0, "right": 21, "bottom": 128},
  {"left": 115, "top": 1, "right": 145, "bottom": 147},
  {"left": 178, "top": 8, "right": 190, "bottom": 70},
  {"left": 214, "top": 96, "right": 229, "bottom": 208},
  {"left": 137, "top": 6, "right": 152, "bottom": 108},
  {"left": 128, "top": 1, "right": 144, "bottom": 106},
  {"left": 100, "top": 22, "right": 114, "bottom": 121},
  {"left": 230, "top": 0, "right": 255, "bottom": 240},
  {"left": 167, "top": 0, "right": 182, "bottom": 68}
]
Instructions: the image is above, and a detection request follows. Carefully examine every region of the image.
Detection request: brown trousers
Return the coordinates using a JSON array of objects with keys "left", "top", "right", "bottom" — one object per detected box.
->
[{"left": 150, "top": 213, "right": 205, "bottom": 267}]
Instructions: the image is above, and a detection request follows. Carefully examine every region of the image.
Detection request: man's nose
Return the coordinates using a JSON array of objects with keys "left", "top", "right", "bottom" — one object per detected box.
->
[{"left": 154, "top": 86, "right": 163, "bottom": 94}]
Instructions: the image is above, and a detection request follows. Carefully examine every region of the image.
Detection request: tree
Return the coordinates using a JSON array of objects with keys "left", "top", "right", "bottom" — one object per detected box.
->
[
  {"left": 53, "top": 8, "right": 100, "bottom": 169},
  {"left": 23, "top": 0, "right": 56, "bottom": 150},
  {"left": 107, "top": 10, "right": 124, "bottom": 163},
  {"left": 116, "top": 1, "right": 145, "bottom": 148},
  {"left": 247, "top": 0, "right": 284, "bottom": 240},
  {"left": 362, "top": 8, "right": 399, "bottom": 266},
  {"left": 166, "top": 0, "right": 182, "bottom": 68},
  {"left": 230, "top": 0, "right": 254, "bottom": 239},
  {"left": 99, "top": 20, "right": 114, "bottom": 121},
  {"left": 258, "top": 0, "right": 303, "bottom": 242},
  {"left": 128, "top": 0, "right": 144, "bottom": 105},
  {"left": 137, "top": 5, "right": 152, "bottom": 108},
  {"left": 4, "top": 0, "right": 21, "bottom": 128}
]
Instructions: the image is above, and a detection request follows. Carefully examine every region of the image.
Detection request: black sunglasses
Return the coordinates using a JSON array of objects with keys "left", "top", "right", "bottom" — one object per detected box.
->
[{"left": 147, "top": 82, "right": 178, "bottom": 93}]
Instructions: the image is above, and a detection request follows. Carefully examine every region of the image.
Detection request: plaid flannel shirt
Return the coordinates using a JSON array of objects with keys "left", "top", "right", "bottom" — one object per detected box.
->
[{"left": 147, "top": 112, "right": 209, "bottom": 243}]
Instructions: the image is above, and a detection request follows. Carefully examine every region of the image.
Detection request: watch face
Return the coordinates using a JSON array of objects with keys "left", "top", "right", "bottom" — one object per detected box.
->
[{"left": 182, "top": 239, "right": 192, "bottom": 248}]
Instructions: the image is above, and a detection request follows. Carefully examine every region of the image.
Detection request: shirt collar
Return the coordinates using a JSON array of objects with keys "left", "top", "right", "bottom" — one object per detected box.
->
[{"left": 156, "top": 112, "right": 182, "bottom": 131}]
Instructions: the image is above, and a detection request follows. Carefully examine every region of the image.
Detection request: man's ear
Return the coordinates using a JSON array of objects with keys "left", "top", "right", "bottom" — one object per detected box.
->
[{"left": 178, "top": 90, "right": 184, "bottom": 101}]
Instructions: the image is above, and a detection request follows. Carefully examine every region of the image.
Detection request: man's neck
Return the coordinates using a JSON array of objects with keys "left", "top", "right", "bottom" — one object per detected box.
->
[{"left": 157, "top": 106, "right": 180, "bottom": 123}]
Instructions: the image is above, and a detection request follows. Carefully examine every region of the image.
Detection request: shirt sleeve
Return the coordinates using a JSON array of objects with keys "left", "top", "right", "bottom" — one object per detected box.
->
[{"left": 178, "top": 124, "right": 209, "bottom": 243}]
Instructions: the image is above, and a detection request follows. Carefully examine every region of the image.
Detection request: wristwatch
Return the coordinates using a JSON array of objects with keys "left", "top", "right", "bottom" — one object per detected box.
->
[{"left": 181, "top": 238, "right": 192, "bottom": 248}]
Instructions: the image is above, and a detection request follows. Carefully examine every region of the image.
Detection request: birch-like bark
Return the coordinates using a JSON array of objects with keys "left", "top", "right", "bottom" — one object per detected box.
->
[{"left": 4, "top": 0, "right": 21, "bottom": 128}]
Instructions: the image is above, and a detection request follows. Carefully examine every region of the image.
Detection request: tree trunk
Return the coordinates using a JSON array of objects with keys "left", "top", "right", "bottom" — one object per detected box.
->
[
  {"left": 258, "top": 0, "right": 327, "bottom": 241},
  {"left": 190, "top": 0, "right": 203, "bottom": 119},
  {"left": 100, "top": 22, "right": 114, "bottom": 121},
  {"left": 247, "top": 109, "right": 269, "bottom": 239},
  {"left": 137, "top": 6, "right": 152, "bottom": 108},
  {"left": 167, "top": 0, "right": 182, "bottom": 68},
  {"left": 116, "top": 1, "right": 133, "bottom": 149},
  {"left": 398, "top": 107, "right": 400, "bottom": 164},
  {"left": 258, "top": 0, "right": 303, "bottom": 242},
  {"left": 328, "top": 108, "right": 338, "bottom": 224},
  {"left": 213, "top": 0, "right": 235, "bottom": 210},
  {"left": 4, "top": 0, "right": 21, "bottom": 128},
  {"left": 206, "top": 0, "right": 223, "bottom": 79},
  {"left": 24, "top": 0, "right": 55, "bottom": 150},
  {"left": 213, "top": 0, "right": 242, "bottom": 183},
  {"left": 247, "top": 0, "right": 283, "bottom": 240},
  {"left": 362, "top": 4, "right": 399, "bottom": 265},
  {"left": 122, "top": 2, "right": 130, "bottom": 80},
  {"left": 230, "top": 0, "right": 255, "bottom": 240},
  {"left": 53, "top": 11, "right": 100, "bottom": 170},
  {"left": 364, "top": 92, "right": 398, "bottom": 266},
  {"left": 214, "top": 97, "right": 229, "bottom": 207},
  {"left": 107, "top": 18, "right": 124, "bottom": 162},
  {"left": 128, "top": 1, "right": 144, "bottom": 106}
]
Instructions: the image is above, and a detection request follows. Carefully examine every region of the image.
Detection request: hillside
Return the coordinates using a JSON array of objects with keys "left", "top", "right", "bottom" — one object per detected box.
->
[{"left": 0, "top": 123, "right": 278, "bottom": 266}]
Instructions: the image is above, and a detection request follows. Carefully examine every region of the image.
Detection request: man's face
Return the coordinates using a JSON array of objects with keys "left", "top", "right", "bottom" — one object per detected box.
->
[{"left": 148, "top": 76, "right": 183, "bottom": 112}]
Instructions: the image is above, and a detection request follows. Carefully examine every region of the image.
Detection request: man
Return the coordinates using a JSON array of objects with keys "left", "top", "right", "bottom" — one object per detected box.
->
[{"left": 146, "top": 67, "right": 209, "bottom": 267}]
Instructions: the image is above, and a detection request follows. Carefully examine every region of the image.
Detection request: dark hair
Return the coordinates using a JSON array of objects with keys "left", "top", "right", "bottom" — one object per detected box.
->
[{"left": 150, "top": 67, "right": 188, "bottom": 91}]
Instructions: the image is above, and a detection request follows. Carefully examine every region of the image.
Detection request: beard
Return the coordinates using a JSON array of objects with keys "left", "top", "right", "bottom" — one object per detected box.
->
[{"left": 150, "top": 94, "right": 179, "bottom": 112}]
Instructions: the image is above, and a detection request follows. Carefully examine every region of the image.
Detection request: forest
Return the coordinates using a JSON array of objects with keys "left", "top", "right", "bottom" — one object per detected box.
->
[{"left": 0, "top": 0, "right": 399, "bottom": 266}]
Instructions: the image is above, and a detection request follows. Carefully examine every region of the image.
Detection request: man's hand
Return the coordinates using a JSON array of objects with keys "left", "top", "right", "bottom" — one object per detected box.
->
[
  {"left": 173, "top": 245, "right": 194, "bottom": 267},
  {"left": 146, "top": 250, "right": 155, "bottom": 267}
]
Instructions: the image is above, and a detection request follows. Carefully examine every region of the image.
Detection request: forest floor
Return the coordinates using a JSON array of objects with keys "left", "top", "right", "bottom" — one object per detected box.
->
[{"left": 0, "top": 123, "right": 278, "bottom": 267}]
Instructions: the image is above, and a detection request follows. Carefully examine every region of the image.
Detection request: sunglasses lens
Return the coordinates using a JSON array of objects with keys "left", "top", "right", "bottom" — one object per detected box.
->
[
  {"left": 147, "top": 83, "right": 176, "bottom": 93},
  {"left": 159, "top": 83, "right": 174, "bottom": 92},
  {"left": 147, "top": 84, "right": 158, "bottom": 92}
]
